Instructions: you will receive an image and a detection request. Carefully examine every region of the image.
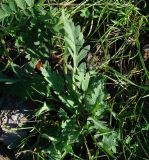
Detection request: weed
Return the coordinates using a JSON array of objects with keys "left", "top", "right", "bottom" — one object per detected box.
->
[{"left": 0, "top": 0, "right": 148, "bottom": 160}]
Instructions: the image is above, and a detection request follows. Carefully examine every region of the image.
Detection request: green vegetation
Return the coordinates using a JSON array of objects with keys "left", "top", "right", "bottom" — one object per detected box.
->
[{"left": 0, "top": 0, "right": 149, "bottom": 159}]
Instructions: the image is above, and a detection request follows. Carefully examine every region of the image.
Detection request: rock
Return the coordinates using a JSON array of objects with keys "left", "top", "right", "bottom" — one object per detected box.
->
[
  {"left": 0, "top": 96, "right": 34, "bottom": 158},
  {"left": 0, "top": 109, "right": 28, "bottom": 146}
]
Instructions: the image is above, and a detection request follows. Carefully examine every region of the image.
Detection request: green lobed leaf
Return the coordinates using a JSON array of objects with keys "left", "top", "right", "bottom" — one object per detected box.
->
[
  {"left": 8, "top": 0, "right": 17, "bottom": 12},
  {"left": 41, "top": 61, "right": 64, "bottom": 94},
  {"left": 62, "top": 11, "right": 90, "bottom": 72},
  {"left": 15, "top": 0, "right": 26, "bottom": 10},
  {"left": 87, "top": 117, "right": 110, "bottom": 133},
  {"left": 0, "top": 8, "right": 9, "bottom": 20},
  {"left": 25, "top": 0, "right": 35, "bottom": 7},
  {"left": 81, "top": 72, "right": 90, "bottom": 91},
  {"left": 36, "top": 102, "right": 51, "bottom": 116},
  {"left": 76, "top": 45, "right": 90, "bottom": 66},
  {"left": 100, "top": 132, "right": 118, "bottom": 156},
  {"left": 1, "top": 4, "right": 11, "bottom": 14}
]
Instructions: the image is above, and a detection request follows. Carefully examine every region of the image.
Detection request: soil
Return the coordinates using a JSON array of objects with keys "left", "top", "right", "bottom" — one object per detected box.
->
[{"left": 0, "top": 96, "right": 35, "bottom": 160}]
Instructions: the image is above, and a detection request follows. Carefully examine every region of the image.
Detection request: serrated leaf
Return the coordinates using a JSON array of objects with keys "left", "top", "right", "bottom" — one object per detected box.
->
[
  {"left": 62, "top": 11, "right": 90, "bottom": 72},
  {"left": 77, "top": 45, "right": 90, "bottom": 66},
  {"left": 25, "top": 0, "right": 34, "bottom": 7},
  {"left": 65, "top": 36, "right": 76, "bottom": 54},
  {"left": 60, "top": 116, "right": 80, "bottom": 144},
  {"left": 100, "top": 133, "right": 118, "bottom": 156},
  {"left": 8, "top": 0, "right": 17, "bottom": 11},
  {"left": 64, "top": 145, "right": 73, "bottom": 154},
  {"left": 57, "top": 93, "right": 77, "bottom": 110},
  {"left": 62, "top": 13, "right": 75, "bottom": 45},
  {"left": 0, "top": 8, "right": 9, "bottom": 19},
  {"left": 1, "top": 4, "right": 11, "bottom": 14},
  {"left": 82, "top": 72, "right": 90, "bottom": 91},
  {"left": 88, "top": 117, "right": 110, "bottom": 132},
  {"left": 36, "top": 0, "right": 46, "bottom": 5},
  {"left": 85, "top": 78, "right": 105, "bottom": 108},
  {"left": 58, "top": 108, "right": 68, "bottom": 120},
  {"left": 15, "top": 0, "right": 26, "bottom": 10},
  {"left": 41, "top": 61, "right": 64, "bottom": 94},
  {"left": 23, "top": 9, "right": 32, "bottom": 16},
  {"left": 75, "top": 26, "right": 84, "bottom": 52},
  {"left": 36, "top": 102, "right": 50, "bottom": 116},
  {"left": 42, "top": 147, "right": 62, "bottom": 160},
  {"left": 88, "top": 85, "right": 101, "bottom": 105}
]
